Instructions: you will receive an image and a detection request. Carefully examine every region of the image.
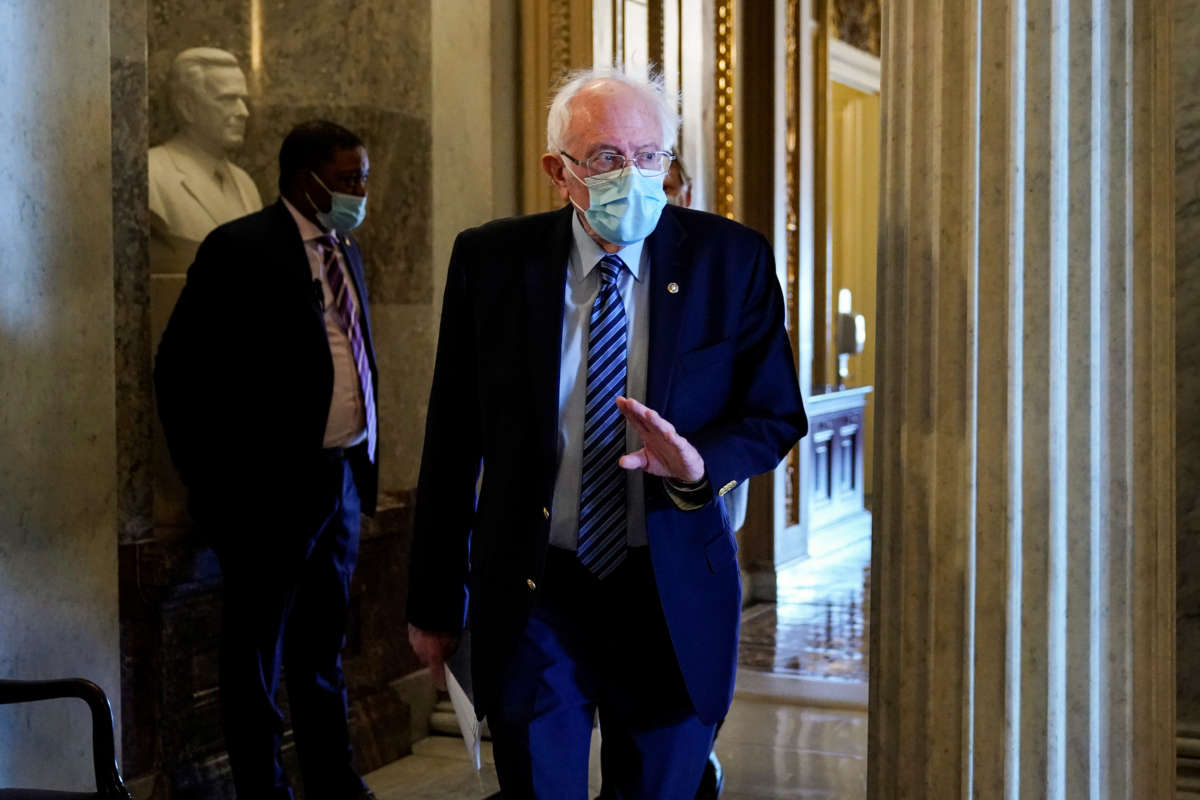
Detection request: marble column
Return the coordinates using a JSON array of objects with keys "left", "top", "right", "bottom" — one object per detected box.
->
[
  {"left": 111, "top": 0, "right": 157, "bottom": 784},
  {"left": 869, "top": 1, "right": 1175, "bottom": 797},
  {"left": 113, "top": 0, "right": 151, "bottom": 546},
  {"left": 1175, "top": 0, "right": 1200, "bottom": 795},
  {"left": 0, "top": 0, "right": 119, "bottom": 790}
]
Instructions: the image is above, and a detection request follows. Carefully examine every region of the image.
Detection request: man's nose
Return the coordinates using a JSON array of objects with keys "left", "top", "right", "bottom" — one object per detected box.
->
[{"left": 233, "top": 99, "right": 249, "bottom": 118}]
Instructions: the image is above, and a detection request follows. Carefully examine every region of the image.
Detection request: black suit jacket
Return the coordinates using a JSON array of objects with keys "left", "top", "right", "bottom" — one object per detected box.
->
[
  {"left": 407, "top": 205, "right": 806, "bottom": 724},
  {"left": 155, "top": 199, "right": 380, "bottom": 527}
]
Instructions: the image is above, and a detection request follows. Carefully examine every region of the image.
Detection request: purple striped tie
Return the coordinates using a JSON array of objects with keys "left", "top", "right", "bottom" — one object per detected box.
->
[{"left": 316, "top": 236, "right": 377, "bottom": 463}]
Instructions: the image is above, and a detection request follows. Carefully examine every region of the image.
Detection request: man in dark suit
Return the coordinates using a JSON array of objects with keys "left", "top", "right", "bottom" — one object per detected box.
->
[
  {"left": 407, "top": 70, "right": 806, "bottom": 799},
  {"left": 155, "top": 120, "right": 379, "bottom": 800}
]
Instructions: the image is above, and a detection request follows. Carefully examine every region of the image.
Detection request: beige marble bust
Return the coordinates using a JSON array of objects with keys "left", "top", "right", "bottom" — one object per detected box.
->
[{"left": 149, "top": 48, "right": 263, "bottom": 257}]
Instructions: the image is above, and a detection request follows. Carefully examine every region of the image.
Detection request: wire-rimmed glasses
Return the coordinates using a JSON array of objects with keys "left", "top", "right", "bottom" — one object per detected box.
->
[{"left": 560, "top": 149, "right": 676, "bottom": 178}]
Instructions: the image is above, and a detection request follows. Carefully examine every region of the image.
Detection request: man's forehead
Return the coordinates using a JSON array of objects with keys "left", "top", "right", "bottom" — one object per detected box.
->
[
  {"left": 328, "top": 147, "right": 370, "bottom": 172},
  {"left": 567, "top": 85, "right": 663, "bottom": 149}
]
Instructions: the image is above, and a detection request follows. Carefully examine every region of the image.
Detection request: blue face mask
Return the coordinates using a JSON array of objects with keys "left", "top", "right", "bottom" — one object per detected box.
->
[
  {"left": 307, "top": 171, "right": 367, "bottom": 231},
  {"left": 563, "top": 158, "right": 667, "bottom": 246}
]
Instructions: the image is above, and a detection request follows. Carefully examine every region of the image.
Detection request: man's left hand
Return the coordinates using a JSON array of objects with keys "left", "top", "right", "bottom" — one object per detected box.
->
[{"left": 616, "top": 396, "right": 706, "bottom": 483}]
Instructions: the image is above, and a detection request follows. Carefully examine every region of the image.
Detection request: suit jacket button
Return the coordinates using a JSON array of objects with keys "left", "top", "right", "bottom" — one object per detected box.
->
[
  {"left": 526, "top": 578, "right": 537, "bottom": 591},
  {"left": 718, "top": 480, "right": 738, "bottom": 497},
  {"left": 542, "top": 507, "right": 550, "bottom": 519}
]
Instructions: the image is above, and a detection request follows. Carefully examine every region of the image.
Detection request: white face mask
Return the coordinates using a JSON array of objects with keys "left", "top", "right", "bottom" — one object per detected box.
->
[{"left": 307, "top": 171, "right": 367, "bottom": 231}]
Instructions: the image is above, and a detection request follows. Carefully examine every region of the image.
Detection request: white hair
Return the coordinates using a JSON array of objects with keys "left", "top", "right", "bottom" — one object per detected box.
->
[{"left": 545, "top": 67, "right": 681, "bottom": 154}]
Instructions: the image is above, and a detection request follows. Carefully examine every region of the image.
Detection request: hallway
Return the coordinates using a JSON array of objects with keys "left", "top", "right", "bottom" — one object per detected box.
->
[{"left": 366, "top": 536, "right": 872, "bottom": 799}]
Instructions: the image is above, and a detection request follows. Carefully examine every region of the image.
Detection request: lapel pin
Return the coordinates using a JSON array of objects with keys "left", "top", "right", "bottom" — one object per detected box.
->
[{"left": 667, "top": 282, "right": 680, "bottom": 294}]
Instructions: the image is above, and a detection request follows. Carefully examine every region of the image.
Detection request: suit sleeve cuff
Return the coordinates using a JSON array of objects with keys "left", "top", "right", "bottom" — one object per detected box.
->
[{"left": 663, "top": 476, "right": 713, "bottom": 511}]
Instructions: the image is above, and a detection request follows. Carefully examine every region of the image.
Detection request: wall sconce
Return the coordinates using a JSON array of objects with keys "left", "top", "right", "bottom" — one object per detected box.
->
[{"left": 836, "top": 288, "right": 866, "bottom": 390}]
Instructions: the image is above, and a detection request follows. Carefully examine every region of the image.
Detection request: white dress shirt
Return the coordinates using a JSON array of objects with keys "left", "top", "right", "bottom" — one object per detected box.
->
[
  {"left": 549, "top": 213, "right": 651, "bottom": 550},
  {"left": 282, "top": 197, "right": 367, "bottom": 449}
]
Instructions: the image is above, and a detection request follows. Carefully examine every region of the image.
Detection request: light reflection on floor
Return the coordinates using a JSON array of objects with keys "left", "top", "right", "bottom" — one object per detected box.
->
[{"left": 738, "top": 535, "right": 871, "bottom": 683}]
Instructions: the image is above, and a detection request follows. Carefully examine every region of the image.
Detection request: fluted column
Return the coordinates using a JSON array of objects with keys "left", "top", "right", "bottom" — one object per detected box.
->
[
  {"left": 869, "top": 0, "right": 1175, "bottom": 797},
  {"left": 1174, "top": 0, "right": 1200, "bottom": 795}
]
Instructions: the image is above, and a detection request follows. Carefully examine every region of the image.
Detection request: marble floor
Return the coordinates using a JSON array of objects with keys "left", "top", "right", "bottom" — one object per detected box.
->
[
  {"left": 367, "top": 534, "right": 872, "bottom": 799},
  {"left": 739, "top": 534, "right": 871, "bottom": 684},
  {"left": 365, "top": 695, "right": 867, "bottom": 799}
]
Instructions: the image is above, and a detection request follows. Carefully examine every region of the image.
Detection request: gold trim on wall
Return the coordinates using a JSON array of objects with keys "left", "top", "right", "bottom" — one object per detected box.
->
[
  {"left": 648, "top": 0, "right": 664, "bottom": 71},
  {"left": 519, "top": 0, "right": 593, "bottom": 214},
  {"left": 713, "top": 0, "right": 735, "bottom": 220},
  {"left": 812, "top": 0, "right": 833, "bottom": 391},
  {"left": 550, "top": 0, "right": 572, "bottom": 79},
  {"left": 785, "top": 0, "right": 801, "bottom": 526}
]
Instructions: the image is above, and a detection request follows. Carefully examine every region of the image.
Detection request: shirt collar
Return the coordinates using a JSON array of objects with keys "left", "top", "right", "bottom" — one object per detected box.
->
[
  {"left": 282, "top": 196, "right": 328, "bottom": 243},
  {"left": 569, "top": 210, "right": 645, "bottom": 283}
]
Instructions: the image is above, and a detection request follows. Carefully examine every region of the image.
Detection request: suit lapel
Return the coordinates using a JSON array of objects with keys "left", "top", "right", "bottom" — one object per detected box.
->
[
  {"left": 264, "top": 200, "right": 323, "bottom": 326},
  {"left": 267, "top": 199, "right": 313, "bottom": 280},
  {"left": 526, "top": 206, "right": 574, "bottom": 476},
  {"left": 231, "top": 169, "right": 257, "bottom": 212},
  {"left": 167, "top": 147, "right": 225, "bottom": 228},
  {"left": 645, "top": 208, "right": 688, "bottom": 411}
]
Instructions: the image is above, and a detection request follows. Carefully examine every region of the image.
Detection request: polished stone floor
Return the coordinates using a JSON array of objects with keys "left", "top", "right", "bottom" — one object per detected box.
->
[
  {"left": 365, "top": 696, "right": 867, "bottom": 799},
  {"left": 739, "top": 535, "right": 871, "bottom": 683},
  {"left": 366, "top": 534, "right": 872, "bottom": 798}
]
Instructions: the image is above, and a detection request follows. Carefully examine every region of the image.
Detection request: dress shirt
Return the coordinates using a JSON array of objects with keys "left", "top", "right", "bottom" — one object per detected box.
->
[
  {"left": 549, "top": 213, "right": 650, "bottom": 550},
  {"left": 282, "top": 197, "right": 367, "bottom": 449}
]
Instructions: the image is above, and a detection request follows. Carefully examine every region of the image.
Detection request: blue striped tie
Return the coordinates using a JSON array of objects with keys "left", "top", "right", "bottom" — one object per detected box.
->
[{"left": 577, "top": 254, "right": 629, "bottom": 579}]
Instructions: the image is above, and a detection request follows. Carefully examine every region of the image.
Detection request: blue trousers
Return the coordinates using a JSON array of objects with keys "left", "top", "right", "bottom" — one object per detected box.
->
[
  {"left": 489, "top": 547, "right": 716, "bottom": 799},
  {"left": 210, "top": 455, "right": 367, "bottom": 800}
]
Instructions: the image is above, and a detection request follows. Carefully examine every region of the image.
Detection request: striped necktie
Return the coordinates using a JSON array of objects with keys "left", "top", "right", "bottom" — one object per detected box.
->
[
  {"left": 316, "top": 235, "right": 377, "bottom": 463},
  {"left": 576, "top": 254, "right": 628, "bottom": 579}
]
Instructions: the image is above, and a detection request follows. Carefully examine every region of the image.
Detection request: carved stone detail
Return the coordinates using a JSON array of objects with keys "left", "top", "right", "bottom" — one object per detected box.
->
[{"left": 832, "top": 0, "right": 881, "bottom": 57}]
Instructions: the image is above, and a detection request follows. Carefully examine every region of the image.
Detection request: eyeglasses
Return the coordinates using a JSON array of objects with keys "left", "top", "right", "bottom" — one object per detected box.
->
[{"left": 560, "top": 149, "right": 676, "bottom": 178}]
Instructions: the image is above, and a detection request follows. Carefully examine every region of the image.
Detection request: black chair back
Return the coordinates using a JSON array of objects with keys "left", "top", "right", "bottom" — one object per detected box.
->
[{"left": 0, "top": 679, "right": 132, "bottom": 800}]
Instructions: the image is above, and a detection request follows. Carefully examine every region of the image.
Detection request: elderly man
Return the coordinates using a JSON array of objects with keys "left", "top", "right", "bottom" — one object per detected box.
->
[
  {"left": 407, "top": 68, "right": 806, "bottom": 799},
  {"left": 149, "top": 48, "right": 262, "bottom": 247}
]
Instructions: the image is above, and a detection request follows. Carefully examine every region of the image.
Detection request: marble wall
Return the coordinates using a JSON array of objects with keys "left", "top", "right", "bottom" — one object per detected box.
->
[
  {"left": 114, "top": 0, "right": 152, "bottom": 548},
  {"left": 1178, "top": 0, "right": 1200, "bottom": 775},
  {"left": 0, "top": 0, "right": 119, "bottom": 790}
]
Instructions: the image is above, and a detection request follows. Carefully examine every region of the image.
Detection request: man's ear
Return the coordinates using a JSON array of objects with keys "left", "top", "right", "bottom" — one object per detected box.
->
[{"left": 541, "top": 153, "right": 570, "bottom": 201}]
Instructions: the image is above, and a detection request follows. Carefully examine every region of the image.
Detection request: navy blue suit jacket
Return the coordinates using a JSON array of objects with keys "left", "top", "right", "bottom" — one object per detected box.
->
[
  {"left": 407, "top": 204, "right": 806, "bottom": 724},
  {"left": 155, "top": 199, "right": 380, "bottom": 527}
]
